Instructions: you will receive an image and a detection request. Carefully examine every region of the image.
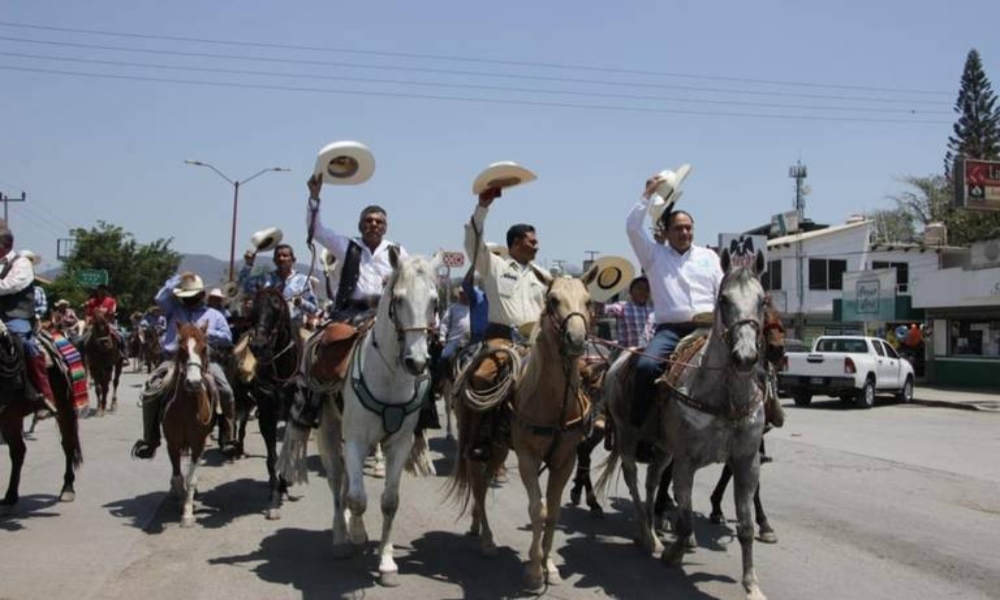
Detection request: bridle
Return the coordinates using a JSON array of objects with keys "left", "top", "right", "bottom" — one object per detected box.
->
[
  {"left": 542, "top": 306, "right": 590, "bottom": 358},
  {"left": 248, "top": 289, "right": 298, "bottom": 382},
  {"left": 374, "top": 274, "right": 434, "bottom": 369}
]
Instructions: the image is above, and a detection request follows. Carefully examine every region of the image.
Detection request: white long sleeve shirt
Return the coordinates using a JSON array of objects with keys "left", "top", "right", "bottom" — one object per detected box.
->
[
  {"left": 0, "top": 250, "right": 33, "bottom": 295},
  {"left": 626, "top": 200, "right": 723, "bottom": 324},
  {"left": 307, "top": 199, "right": 409, "bottom": 301},
  {"left": 464, "top": 207, "right": 546, "bottom": 328}
]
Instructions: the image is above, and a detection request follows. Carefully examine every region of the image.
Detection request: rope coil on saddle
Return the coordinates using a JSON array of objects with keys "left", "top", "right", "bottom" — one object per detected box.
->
[{"left": 455, "top": 345, "right": 522, "bottom": 413}]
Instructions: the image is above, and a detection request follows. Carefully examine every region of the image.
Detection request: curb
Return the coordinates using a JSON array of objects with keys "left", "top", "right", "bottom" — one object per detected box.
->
[{"left": 911, "top": 398, "right": 1000, "bottom": 413}]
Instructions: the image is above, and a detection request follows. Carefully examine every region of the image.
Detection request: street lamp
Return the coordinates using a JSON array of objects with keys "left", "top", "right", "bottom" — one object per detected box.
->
[{"left": 184, "top": 160, "right": 290, "bottom": 281}]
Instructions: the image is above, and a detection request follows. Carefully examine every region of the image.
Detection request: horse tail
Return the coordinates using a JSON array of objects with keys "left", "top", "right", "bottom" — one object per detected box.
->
[
  {"left": 54, "top": 370, "right": 83, "bottom": 469},
  {"left": 443, "top": 400, "right": 475, "bottom": 516},
  {"left": 594, "top": 424, "right": 619, "bottom": 499},
  {"left": 277, "top": 422, "right": 310, "bottom": 485}
]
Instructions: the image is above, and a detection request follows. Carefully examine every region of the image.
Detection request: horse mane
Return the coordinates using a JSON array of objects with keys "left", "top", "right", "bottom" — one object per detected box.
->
[{"left": 388, "top": 255, "right": 435, "bottom": 296}]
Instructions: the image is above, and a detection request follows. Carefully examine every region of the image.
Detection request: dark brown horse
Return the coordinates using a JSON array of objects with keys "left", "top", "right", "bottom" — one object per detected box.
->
[
  {"left": 163, "top": 322, "right": 215, "bottom": 527},
  {"left": 0, "top": 325, "right": 82, "bottom": 516},
  {"left": 84, "top": 310, "right": 123, "bottom": 416}
]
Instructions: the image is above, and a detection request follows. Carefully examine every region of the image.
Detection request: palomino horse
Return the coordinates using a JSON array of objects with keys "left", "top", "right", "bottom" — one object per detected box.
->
[
  {"left": 163, "top": 322, "right": 216, "bottom": 527},
  {"left": 279, "top": 250, "right": 440, "bottom": 586},
  {"left": 246, "top": 287, "right": 299, "bottom": 520},
  {"left": 83, "top": 310, "right": 123, "bottom": 416},
  {"left": 449, "top": 267, "right": 597, "bottom": 592},
  {"left": 599, "top": 249, "right": 770, "bottom": 600},
  {"left": 0, "top": 321, "right": 82, "bottom": 515}
]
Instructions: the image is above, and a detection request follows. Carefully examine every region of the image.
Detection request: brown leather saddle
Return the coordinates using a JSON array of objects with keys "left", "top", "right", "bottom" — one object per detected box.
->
[
  {"left": 306, "top": 319, "right": 373, "bottom": 385},
  {"left": 663, "top": 332, "right": 710, "bottom": 388}
]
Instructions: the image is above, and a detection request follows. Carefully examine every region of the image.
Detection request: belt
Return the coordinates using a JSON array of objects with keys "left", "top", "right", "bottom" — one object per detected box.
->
[
  {"left": 654, "top": 322, "right": 698, "bottom": 335},
  {"left": 484, "top": 322, "right": 514, "bottom": 340}
]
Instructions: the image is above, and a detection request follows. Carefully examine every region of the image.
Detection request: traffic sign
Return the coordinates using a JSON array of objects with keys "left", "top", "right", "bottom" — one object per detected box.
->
[
  {"left": 75, "top": 268, "right": 109, "bottom": 287},
  {"left": 442, "top": 251, "right": 465, "bottom": 268},
  {"left": 954, "top": 157, "right": 1000, "bottom": 211}
]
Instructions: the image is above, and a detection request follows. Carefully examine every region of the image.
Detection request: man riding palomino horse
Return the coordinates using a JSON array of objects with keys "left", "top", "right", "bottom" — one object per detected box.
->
[
  {"left": 292, "top": 172, "right": 440, "bottom": 431},
  {"left": 131, "top": 272, "right": 238, "bottom": 459},
  {"left": 81, "top": 284, "right": 129, "bottom": 367},
  {"left": 0, "top": 229, "right": 58, "bottom": 419}
]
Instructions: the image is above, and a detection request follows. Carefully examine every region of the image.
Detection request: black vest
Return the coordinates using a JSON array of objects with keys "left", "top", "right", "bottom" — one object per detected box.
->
[
  {"left": 0, "top": 257, "right": 37, "bottom": 321},
  {"left": 333, "top": 240, "right": 399, "bottom": 312}
]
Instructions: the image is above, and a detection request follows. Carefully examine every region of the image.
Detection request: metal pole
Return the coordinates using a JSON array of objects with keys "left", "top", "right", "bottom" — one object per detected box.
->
[{"left": 228, "top": 181, "right": 240, "bottom": 282}]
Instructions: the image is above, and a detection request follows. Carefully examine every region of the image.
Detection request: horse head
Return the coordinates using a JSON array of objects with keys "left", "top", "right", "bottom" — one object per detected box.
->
[
  {"left": 248, "top": 287, "right": 290, "bottom": 362},
  {"left": 176, "top": 322, "right": 209, "bottom": 393},
  {"left": 717, "top": 248, "right": 767, "bottom": 372},
  {"left": 533, "top": 263, "right": 596, "bottom": 358},
  {"left": 379, "top": 250, "right": 439, "bottom": 376}
]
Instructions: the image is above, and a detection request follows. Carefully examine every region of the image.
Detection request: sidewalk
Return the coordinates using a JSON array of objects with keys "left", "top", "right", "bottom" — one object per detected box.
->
[{"left": 912, "top": 385, "right": 1000, "bottom": 412}]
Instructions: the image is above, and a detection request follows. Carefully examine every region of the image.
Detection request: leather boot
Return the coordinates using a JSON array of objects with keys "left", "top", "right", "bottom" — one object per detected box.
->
[
  {"left": 289, "top": 387, "right": 321, "bottom": 429},
  {"left": 131, "top": 397, "right": 162, "bottom": 459},
  {"left": 26, "top": 354, "right": 57, "bottom": 418}
]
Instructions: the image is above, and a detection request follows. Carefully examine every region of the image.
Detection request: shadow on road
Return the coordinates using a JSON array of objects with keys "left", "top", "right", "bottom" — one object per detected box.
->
[{"left": 0, "top": 494, "right": 63, "bottom": 531}]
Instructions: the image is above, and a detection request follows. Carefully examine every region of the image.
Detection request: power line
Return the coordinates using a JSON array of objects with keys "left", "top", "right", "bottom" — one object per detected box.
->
[
  {"left": 0, "top": 64, "right": 951, "bottom": 125},
  {"left": 0, "top": 51, "right": 949, "bottom": 116},
  {"left": 22, "top": 196, "right": 76, "bottom": 232},
  {"left": 0, "top": 20, "right": 953, "bottom": 96},
  {"left": 0, "top": 35, "right": 951, "bottom": 107}
]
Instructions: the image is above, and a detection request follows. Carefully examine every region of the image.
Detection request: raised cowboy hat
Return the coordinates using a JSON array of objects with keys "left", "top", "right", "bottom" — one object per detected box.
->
[
  {"left": 472, "top": 161, "right": 537, "bottom": 195},
  {"left": 587, "top": 255, "right": 635, "bottom": 303},
  {"left": 173, "top": 273, "right": 205, "bottom": 298},
  {"left": 647, "top": 164, "right": 692, "bottom": 229},
  {"left": 250, "top": 227, "right": 283, "bottom": 253},
  {"left": 314, "top": 141, "right": 375, "bottom": 186},
  {"left": 222, "top": 280, "right": 240, "bottom": 299},
  {"left": 319, "top": 247, "right": 338, "bottom": 272},
  {"left": 19, "top": 250, "right": 42, "bottom": 266}
]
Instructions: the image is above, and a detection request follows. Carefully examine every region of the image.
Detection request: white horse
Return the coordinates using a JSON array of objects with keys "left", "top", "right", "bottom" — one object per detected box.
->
[{"left": 279, "top": 249, "right": 440, "bottom": 586}]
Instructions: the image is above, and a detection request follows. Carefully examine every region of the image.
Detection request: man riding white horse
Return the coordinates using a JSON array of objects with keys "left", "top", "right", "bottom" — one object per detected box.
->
[
  {"left": 131, "top": 272, "right": 238, "bottom": 459},
  {"left": 0, "top": 229, "right": 57, "bottom": 418}
]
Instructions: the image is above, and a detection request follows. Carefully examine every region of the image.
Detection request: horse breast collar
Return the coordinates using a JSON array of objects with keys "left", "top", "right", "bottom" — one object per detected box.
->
[{"left": 349, "top": 330, "right": 429, "bottom": 435}]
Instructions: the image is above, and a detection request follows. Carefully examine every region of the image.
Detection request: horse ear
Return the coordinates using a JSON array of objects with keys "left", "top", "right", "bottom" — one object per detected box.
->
[
  {"left": 530, "top": 263, "right": 554, "bottom": 286},
  {"left": 429, "top": 250, "right": 444, "bottom": 272},
  {"left": 389, "top": 245, "right": 401, "bottom": 269},
  {"left": 720, "top": 248, "right": 732, "bottom": 273},
  {"left": 754, "top": 249, "right": 766, "bottom": 276},
  {"left": 581, "top": 262, "right": 599, "bottom": 288}
]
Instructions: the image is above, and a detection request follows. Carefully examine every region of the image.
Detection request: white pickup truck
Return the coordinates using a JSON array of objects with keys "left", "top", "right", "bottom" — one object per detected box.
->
[{"left": 778, "top": 335, "right": 915, "bottom": 409}]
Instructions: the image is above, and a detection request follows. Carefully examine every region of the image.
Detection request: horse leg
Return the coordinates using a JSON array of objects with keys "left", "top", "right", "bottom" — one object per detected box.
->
[
  {"left": 57, "top": 404, "right": 79, "bottom": 502},
  {"left": 621, "top": 449, "right": 659, "bottom": 554},
  {"left": 732, "top": 455, "right": 766, "bottom": 600},
  {"left": 342, "top": 437, "right": 369, "bottom": 547},
  {"left": 662, "top": 458, "right": 695, "bottom": 566},
  {"left": 317, "top": 407, "right": 350, "bottom": 555},
  {"left": 180, "top": 449, "right": 201, "bottom": 528},
  {"left": 168, "top": 446, "right": 185, "bottom": 502},
  {"left": 755, "top": 480, "right": 777, "bottom": 544},
  {"left": 110, "top": 362, "right": 122, "bottom": 412},
  {"left": 515, "top": 449, "right": 546, "bottom": 592},
  {"left": 653, "top": 459, "right": 674, "bottom": 534},
  {"left": 371, "top": 443, "right": 386, "bottom": 478},
  {"left": 0, "top": 418, "right": 26, "bottom": 514},
  {"left": 541, "top": 450, "right": 577, "bottom": 586},
  {"left": 470, "top": 453, "right": 502, "bottom": 556},
  {"left": 583, "top": 427, "right": 606, "bottom": 517},
  {"left": 643, "top": 455, "right": 669, "bottom": 555},
  {"left": 375, "top": 432, "right": 412, "bottom": 587},
  {"left": 259, "top": 404, "right": 282, "bottom": 521},
  {"left": 710, "top": 462, "right": 733, "bottom": 524}
]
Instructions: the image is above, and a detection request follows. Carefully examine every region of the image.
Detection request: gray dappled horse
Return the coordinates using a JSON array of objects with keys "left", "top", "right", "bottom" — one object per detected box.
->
[{"left": 599, "top": 248, "right": 769, "bottom": 600}]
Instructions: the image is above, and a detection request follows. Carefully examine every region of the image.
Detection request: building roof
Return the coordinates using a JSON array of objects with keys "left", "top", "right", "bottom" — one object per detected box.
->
[{"left": 767, "top": 219, "right": 870, "bottom": 247}]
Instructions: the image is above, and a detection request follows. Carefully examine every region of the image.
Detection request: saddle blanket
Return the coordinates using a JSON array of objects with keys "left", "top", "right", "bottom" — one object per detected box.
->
[{"left": 50, "top": 331, "right": 89, "bottom": 415}]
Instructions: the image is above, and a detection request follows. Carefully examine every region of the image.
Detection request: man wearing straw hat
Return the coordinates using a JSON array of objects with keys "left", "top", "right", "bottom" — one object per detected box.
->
[
  {"left": 131, "top": 271, "right": 238, "bottom": 459},
  {"left": 239, "top": 241, "right": 318, "bottom": 328}
]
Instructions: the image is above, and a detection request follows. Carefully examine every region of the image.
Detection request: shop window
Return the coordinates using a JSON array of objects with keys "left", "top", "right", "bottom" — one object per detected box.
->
[
  {"left": 949, "top": 320, "right": 1000, "bottom": 357},
  {"left": 761, "top": 259, "right": 782, "bottom": 290},
  {"left": 808, "top": 259, "right": 847, "bottom": 290},
  {"left": 872, "top": 261, "right": 910, "bottom": 293}
]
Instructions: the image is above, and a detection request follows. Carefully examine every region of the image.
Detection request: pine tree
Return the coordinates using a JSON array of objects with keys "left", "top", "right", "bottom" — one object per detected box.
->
[{"left": 945, "top": 49, "right": 1000, "bottom": 176}]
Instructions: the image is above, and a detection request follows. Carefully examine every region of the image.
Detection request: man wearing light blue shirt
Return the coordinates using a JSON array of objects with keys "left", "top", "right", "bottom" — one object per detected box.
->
[
  {"left": 132, "top": 271, "right": 237, "bottom": 459},
  {"left": 626, "top": 175, "right": 723, "bottom": 429},
  {"left": 239, "top": 243, "right": 318, "bottom": 326}
]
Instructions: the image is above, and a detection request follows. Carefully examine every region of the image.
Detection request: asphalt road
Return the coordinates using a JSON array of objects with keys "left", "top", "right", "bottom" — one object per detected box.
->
[{"left": 2, "top": 371, "right": 998, "bottom": 600}]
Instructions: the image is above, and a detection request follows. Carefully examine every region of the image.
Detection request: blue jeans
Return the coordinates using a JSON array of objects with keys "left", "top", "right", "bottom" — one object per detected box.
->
[
  {"left": 631, "top": 326, "right": 681, "bottom": 427},
  {"left": 7, "top": 318, "right": 41, "bottom": 357}
]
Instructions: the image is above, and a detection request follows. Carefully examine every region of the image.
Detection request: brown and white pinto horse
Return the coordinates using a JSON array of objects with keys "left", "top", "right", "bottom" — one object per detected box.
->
[
  {"left": 83, "top": 309, "right": 123, "bottom": 416},
  {"left": 0, "top": 322, "right": 82, "bottom": 516}
]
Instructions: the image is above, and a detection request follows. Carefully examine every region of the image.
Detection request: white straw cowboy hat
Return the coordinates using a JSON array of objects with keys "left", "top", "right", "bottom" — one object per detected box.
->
[
  {"left": 472, "top": 161, "right": 537, "bottom": 195},
  {"left": 314, "top": 140, "right": 375, "bottom": 186},
  {"left": 19, "top": 250, "right": 42, "bottom": 266},
  {"left": 208, "top": 287, "right": 225, "bottom": 299},
  {"left": 486, "top": 242, "right": 509, "bottom": 258},
  {"left": 249, "top": 227, "right": 284, "bottom": 253},
  {"left": 173, "top": 273, "right": 206, "bottom": 298},
  {"left": 319, "top": 247, "right": 338, "bottom": 272},
  {"left": 55, "top": 299, "right": 70, "bottom": 308},
  {"left": 587, "top": 255, "right": 635, "bottom": 303},
  {"left": 222, "top": 280, "right": 240, "bottom": 299},
  {"left": 647, "top": 164, "right": 692, "bottom": 228}
]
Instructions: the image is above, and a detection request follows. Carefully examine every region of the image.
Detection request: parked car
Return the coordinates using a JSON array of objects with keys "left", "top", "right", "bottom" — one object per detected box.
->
[
  {"left": 775, "top": 338, "right": 808, "bottom": 397},
  {"left": 778, "top": 335, "right": 915, "bottom": 409}
]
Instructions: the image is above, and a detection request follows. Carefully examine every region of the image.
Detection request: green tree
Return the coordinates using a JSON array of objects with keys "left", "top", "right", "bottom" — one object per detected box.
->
[
  {"left": 890, "top": 175, "right": 1000, "bottom": 246},
  {"left": 944, "top": 49, "right": 1000, "bottom": 176},
  {"left": 56, "top": 222, "right": 182, "bottom": 321},
  {"left": 867, "top": 207, "right": 916, "bottom": 243}
]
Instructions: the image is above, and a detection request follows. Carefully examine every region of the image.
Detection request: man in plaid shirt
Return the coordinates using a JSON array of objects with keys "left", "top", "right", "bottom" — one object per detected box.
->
[{"left": 601, "top": 276, "right": 653, "bottom": 348}]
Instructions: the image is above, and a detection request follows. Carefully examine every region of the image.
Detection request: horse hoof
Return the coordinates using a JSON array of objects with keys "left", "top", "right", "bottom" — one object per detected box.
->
[
  {"left": 59, "top": 490, "right": 76, "bottom": 503},
  {"left": 265, "top": 508, "right": 281, "bottom": 521},
  {"left": 685, "top": 535, "right": 697, "bottom": 550},
  {"left": 569, "top": 487, "right": 581, "bottom": 506},
  {"left": 588, "top": 503, "right": 604, "bottom": 518},
  {"left": 661, "top": 545, "right": 685, "bottom": 567},
  {"left": 545, "top": 564, "right": 563, "bottom": 585},
  {"left": 710, "top": 511, "right": 725, "bottom": 525},
  {"left": 331, "top": 543, "right": 354, "bottom": 559},
  {"left": 371, "top": 465, "right": 386, "bottom": 479},
  {"left": 180, "top": 516, "right": 196, "bottom": 528},
  {"left": 378, "top": 570, "right": 400, "bottom": 587},
  {"left": 523, "top": 573, "right": 544, "bottom": 593},
  {"left": 758, "top": 530, "right": 778, "bottom": 544}
]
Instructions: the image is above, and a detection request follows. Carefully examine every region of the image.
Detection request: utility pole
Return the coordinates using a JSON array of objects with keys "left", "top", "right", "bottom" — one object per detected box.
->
[
  {"left": 583, "top": 250, "right": 600, "bottom": 272},
  {"left": 789, "top": 162, "right": 808, "bottom": 339},
  {"left": 0, "top": 190, "right": 27, "bottom": 227}
]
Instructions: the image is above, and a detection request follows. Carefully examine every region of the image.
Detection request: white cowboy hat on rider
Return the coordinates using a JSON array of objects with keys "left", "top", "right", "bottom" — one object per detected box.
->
[
  {"left": 314, "top": 141, "right": 375, "bottom": 186},
  {"left": 249, "top": 227, "right": 284, "bottom": 254},
  {"left": 19, "top": 249, "right": 42, "bottom": 266},
  {"left": 472, "top": 161, "right": 537, "bottom": 195},
  {"left": 646, "top": 164, "right": 692, "bottom": 228},
  {"left": 208, "top": 288, "right": 225, "bottom": 300},
  {"left": 587, "top": 255, "right": 636, "bottom": 303},
  {"left": 173, "top": 273, "right": 206, "bottom": 298},
  {"left": 55, "top": 299, "right": 70, "bottom": 309}
]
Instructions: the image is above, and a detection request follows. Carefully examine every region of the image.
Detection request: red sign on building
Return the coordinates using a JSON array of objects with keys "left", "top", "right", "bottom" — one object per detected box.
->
[{"left": 955, "top": 158, "right": 1000, "bottom": 211}]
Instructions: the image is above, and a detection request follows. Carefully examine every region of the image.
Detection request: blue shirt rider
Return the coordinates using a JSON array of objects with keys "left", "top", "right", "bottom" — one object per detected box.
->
[{"left": 238, "top": 243, "right": 319, "bottom": 327}]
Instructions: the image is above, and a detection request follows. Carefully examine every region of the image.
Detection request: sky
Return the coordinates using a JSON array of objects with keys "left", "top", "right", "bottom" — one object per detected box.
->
[{"left": 2, "top": 0, "right": 998, "bottom": 279}]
